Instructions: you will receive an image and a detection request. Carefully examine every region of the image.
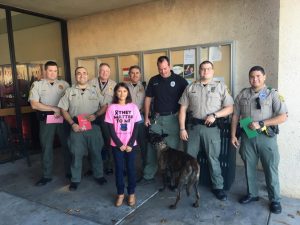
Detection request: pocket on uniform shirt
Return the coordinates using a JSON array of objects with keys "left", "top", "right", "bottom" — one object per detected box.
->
[
  {"left": 240, "top": 98, "right": 249, "bottom": 115},
  {"left": 207, "top": 93, "right": 220, "bottom": 106},
  {"left": 261, "top": 99, "right": 272, "bottom": 117},
  {"left": 189, "top": 94, "right": 199, "bottom": 110},
  {"left": 88, "top": 97, "right": 98, "bottom": 100}
]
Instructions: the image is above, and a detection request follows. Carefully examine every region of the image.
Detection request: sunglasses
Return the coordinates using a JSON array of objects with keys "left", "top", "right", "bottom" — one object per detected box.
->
[{"left": 255, "top": 97, "right": 261, "bottom": 109}]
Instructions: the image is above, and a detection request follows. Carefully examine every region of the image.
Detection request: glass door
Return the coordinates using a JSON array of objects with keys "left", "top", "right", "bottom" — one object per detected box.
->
[{"left": 0, "top": 9, "right": 19, "bottom": 162}]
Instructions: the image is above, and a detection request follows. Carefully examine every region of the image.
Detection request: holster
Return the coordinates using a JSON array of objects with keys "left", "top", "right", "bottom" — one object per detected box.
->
[{"left": 263, "top": 125, "right": 279, "bottom": 137}]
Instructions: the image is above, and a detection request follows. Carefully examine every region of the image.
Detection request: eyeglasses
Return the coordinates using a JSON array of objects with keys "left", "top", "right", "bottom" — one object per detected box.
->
[{"left": 255, "top": 97, "right": 261, "bottom": 109}]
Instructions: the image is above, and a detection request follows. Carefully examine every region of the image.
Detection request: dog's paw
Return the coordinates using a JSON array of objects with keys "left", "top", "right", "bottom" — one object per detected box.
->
[
  {"left": 192, "top": 202, "right": 199, "bottom": 208},
  {"left": 169, "top": 204, "right": 177, "bottom": 210}
]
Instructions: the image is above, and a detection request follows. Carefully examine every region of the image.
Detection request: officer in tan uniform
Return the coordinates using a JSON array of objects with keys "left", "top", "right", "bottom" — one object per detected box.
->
[
  {"left": 29, "top": 61, "right": 70, "bottom": 186},
  {"left": 231, "top": 66, "right": 288, "bottom": 214},
  {"left": 179, "top": 60, "right": 233, "bottom": 201},
  {"left": 58, "top": 67, "right": 107, "bottom": 191},
  {"left": 127, "top": 65, "right": 147, "bottom": 169},
  {"left": 89, "top": 63, "right": 116, "bottom": 174}
]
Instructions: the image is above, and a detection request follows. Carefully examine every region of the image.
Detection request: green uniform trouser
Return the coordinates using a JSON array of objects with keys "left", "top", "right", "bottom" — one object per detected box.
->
[
  {"left": 39, "top": 121, "right": 71, "bottom": 179},
  {"left": 143, "top": 114, "right": 180, "bottom": 180},
  {"left": 240, "top": 133, "right": 280, "bottom": 202},
  {"left": 69, "top": 125, "right": 104, "bottom": 182},
  {"left": 187, "top": 124, "right": 223, "bottom": 189}
]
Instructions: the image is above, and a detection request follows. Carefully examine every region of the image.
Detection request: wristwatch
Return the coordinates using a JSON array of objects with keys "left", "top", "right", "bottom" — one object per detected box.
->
[
  {"left": 259, "top": 121, "right": 265, "bottom": 128},
  {"left": 212, "top": 113, "right": 217, "bottom": 119}
]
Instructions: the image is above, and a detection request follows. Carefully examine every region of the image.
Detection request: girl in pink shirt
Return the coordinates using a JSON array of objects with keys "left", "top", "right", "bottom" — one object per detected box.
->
[{"left": 105, "top": 82, "right": 141, "bottom": 207}]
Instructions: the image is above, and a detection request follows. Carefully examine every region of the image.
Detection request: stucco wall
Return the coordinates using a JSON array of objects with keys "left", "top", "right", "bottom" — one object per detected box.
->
[
  {"left": 278, "top": 0, "right": 300, "bottom": 198},
  {"left": 68, "top": 0, "right": 279, "bottom": 90}
]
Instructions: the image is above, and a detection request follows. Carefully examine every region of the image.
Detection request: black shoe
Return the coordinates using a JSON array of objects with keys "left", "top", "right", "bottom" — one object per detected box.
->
[
  {"left": 270, "top": 201, "right": 282, "bottom": 214},
  {"left": 95, "top": 177, "right": 107, "bottom": 185},
  {"left": 104, "top": 169, "right": 113, "bottom": 175},
  {"left": 239, "top": 195, "right": 259, "bottom": 204},
  {"left": 212, "top": 189, "right": 227, "bottom": 201},
  {"left": 69, "top": 182, "right": 79, "bottom": 191},
  {"left": 137, "top": 178, "right": 155, "bottom": 185},
  {"left": 35, "top": 177, "right": 52, "bottom": 186}
]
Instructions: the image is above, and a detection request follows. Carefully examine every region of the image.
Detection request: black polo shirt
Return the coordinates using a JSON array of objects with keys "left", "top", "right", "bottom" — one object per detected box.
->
[{"left": 146, "top": 71, "right": 188, "bottom": 113}]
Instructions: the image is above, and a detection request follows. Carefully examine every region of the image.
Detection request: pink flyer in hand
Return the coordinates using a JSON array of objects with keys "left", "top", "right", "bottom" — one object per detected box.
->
[{"left": 46, "top": 115, "right": 64, "bottom": 124}]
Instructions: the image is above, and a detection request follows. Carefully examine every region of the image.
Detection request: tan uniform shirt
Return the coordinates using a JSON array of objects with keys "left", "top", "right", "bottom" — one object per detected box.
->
[
  {"left": 127, "top": 81, "right": 145, "bottom": 110},
  {"left": 233, "top": 86, "right": 288, "bottom": 121},
  {"left": 89, "top": 78, "right": 116, "bottom": 106},
  {"left": 28, "top": 79, "right": 69, "bottom": 106},
  {"left": 179, "top": 80, "right": 234, "bottom": 119},
  {"left": 58, "top": 84, "right": 105, "bottom": 118}
]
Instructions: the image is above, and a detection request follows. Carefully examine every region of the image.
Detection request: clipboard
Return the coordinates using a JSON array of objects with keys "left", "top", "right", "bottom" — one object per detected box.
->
[{"left": 239, "top": 117, "right": 258, "bottom": 139}]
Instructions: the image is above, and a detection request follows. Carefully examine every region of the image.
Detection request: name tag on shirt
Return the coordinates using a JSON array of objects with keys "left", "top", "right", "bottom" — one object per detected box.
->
[
  {"left": 77, "top": 114, "right": 92, "bottom": 131},
  {"left": 46, "top": 115, "right": 64, "bottom": 124}
]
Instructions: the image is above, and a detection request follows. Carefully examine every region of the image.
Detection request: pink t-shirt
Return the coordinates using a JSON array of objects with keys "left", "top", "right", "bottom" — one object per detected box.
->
[{"left": 105, "top": 103, "right": 142, "bottom": 147}]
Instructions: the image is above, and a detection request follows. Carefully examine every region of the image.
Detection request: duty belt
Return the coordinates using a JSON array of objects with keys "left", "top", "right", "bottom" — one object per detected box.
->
[
  {"left": 191, "top": 118, "right": 217, "bottom": 127},
  {"left": 155, "top": 111, "right": 177, "bottom": 116}
]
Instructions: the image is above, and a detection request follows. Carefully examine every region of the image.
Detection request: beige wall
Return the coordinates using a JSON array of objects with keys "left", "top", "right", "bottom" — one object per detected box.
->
[
  {"left": 67, "top": 0, "right": 300, "bottom": 198},
  {"left": 278, "top": 0, "right": 300, "bottom": 198},
  {"left": 68, "top": 0, "right": 279, "bottom": 90}
]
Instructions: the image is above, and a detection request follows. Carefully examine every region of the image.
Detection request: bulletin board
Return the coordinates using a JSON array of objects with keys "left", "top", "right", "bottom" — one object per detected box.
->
[{"left": 76, "top": 41, "right": 235, "bottom": 94}]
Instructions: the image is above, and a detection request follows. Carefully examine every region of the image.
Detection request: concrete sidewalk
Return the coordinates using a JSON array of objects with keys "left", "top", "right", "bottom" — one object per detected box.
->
[{"left": 0, "top": 151, "right": 299, "bottom": 225}]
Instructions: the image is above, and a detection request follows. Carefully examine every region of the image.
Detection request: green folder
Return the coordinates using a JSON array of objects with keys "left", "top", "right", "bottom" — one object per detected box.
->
[{"left": 239, "top": 117, "right": 258, "bottom": 139}]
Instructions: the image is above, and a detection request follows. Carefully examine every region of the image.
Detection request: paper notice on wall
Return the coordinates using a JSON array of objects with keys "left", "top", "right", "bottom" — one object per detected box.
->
[
  {"left": 184, "top": 49, "right": 195, "bottom": 65},
  {"left": 209, "top": 46, "right": 222, "bottom": 62},
  {"left": 173, "top": 64, "right": 184, "bottom": 76}
]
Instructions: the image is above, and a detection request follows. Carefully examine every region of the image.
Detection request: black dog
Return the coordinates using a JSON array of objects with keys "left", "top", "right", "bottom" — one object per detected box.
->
[{"left": 149, "top": 133, "right": 200, "bottom": 209}]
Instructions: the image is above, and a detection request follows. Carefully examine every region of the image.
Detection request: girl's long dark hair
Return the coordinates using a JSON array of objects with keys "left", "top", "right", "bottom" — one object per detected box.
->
[{"left": 112, "top": 82, "right": 132, "bottom": 104}]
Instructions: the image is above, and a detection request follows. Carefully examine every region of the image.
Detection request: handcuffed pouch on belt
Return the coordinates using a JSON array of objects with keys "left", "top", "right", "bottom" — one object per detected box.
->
[{"left": 264, "top": 125, "right": 279, "bottom": 137}]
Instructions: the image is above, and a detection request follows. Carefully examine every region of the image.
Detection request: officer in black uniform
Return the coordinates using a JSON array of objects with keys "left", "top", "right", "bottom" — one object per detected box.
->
[{"left": 140, "top": 56, "right": 188, "bottom": 183}]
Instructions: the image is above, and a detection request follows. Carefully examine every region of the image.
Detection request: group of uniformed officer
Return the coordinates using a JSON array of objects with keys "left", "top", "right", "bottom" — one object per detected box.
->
[{"left": 29, "top": 58, "right": 287, "bottom": 214}]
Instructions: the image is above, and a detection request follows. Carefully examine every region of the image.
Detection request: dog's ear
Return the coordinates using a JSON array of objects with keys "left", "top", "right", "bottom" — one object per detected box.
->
[{"left": 148, "top": 132, "right": 159, "bottom": 143}]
